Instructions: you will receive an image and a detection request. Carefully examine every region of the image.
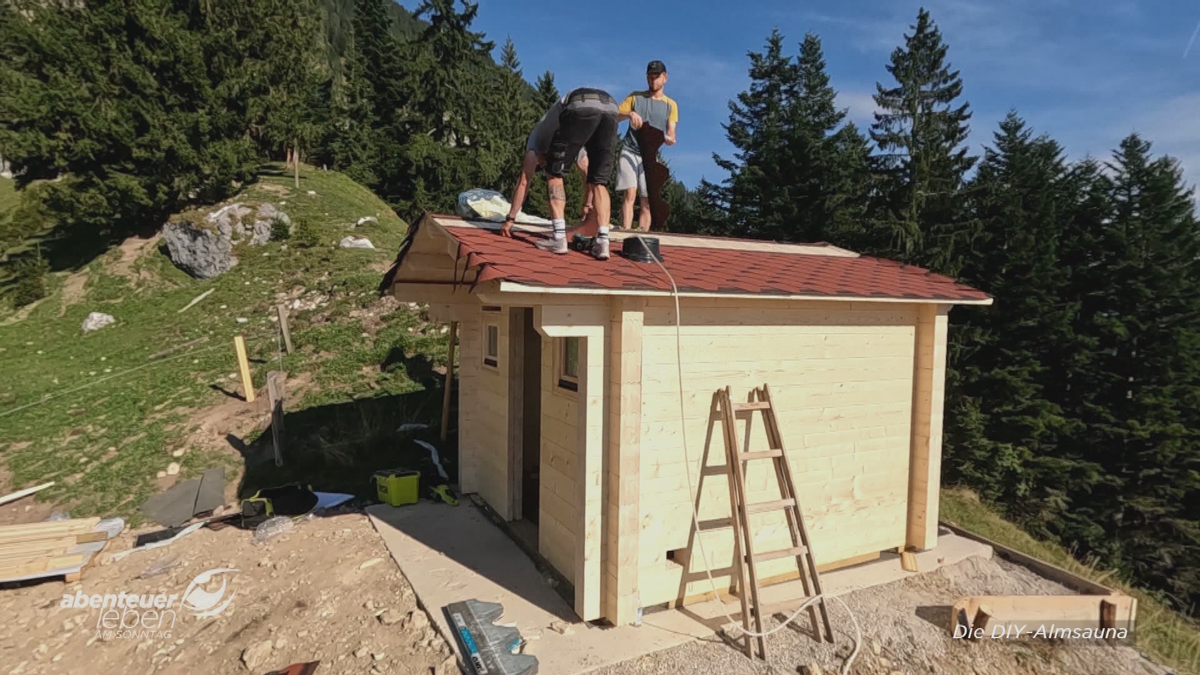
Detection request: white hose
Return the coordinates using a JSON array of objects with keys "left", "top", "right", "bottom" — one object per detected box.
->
[{"left": 646, "top": 249, "right": 861, "bottom": 675}]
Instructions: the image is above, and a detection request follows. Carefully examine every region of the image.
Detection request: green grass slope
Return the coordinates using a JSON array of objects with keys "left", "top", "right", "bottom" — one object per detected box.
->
[
  {"left": 0, "top": 165, "right": 450, "bottom": 521},
  {"left": 943, "top": 488, "right": 1200, "bottom": 674},
  {"left": 0, "top": 177, "right": 16, "bottom": 216}
]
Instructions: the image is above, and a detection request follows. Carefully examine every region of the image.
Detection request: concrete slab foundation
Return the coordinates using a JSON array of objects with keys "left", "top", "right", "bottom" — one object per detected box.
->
[{"left": 368, "top": 504, "right": 992, "bottom": 675}]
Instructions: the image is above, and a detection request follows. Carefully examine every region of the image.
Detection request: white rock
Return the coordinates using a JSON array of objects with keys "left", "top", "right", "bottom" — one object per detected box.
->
[
  {"left": 306, "top": 191, "right": 316, "bottom": 196},
  {"left": 166, "top": 463, "right": 180, "bottom": 476},
  {"left": 241, "top": 640, "right": 273, "bottom": 670},
  {"left": 357, "top": 216, "right": 379, "bottom": 227},
  {"left": 236, "top": 317, "right": 248, "bottom": 323},
  {"left": 339, "top": 236, "right": 375, "bottom": 250},
  {"left": 81, "top": 312, "right": 115, "bottom": 333}
]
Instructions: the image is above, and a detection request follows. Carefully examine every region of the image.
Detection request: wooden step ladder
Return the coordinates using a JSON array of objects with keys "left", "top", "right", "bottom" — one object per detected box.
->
[{"left": 717, "top": 384, "right": 834, "bottom": 659}]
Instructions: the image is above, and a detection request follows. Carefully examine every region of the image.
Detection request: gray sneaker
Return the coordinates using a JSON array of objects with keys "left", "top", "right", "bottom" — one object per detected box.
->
[
  {"left": 535, "top": 236, "right": 569, "bottom": 254},
  {"left": 591, "top": 236, "right": 610, "bottom": 260}
]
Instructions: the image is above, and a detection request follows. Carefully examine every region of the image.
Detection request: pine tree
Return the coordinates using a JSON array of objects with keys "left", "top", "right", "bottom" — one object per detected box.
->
[
  {"left": 534, "top": 71, "right": 559, "bottom": 111},
  {"left": 0, "top": 0, "right": 259, "bottom": 235},
  {"left": 1067, "top": 135, "right": 1200, "bottom": 610},
  {"left": 704, "top": 29, "right": 798, "bottom": 238},
  {"left": 781, "top": 34, "right": 872, "bottom": 244},
  {"left": 868, "top": 8, "right": 975, "bottom": 272},
  {"left": 943, "top": 113, "right": 1085, "bottom": 518}
]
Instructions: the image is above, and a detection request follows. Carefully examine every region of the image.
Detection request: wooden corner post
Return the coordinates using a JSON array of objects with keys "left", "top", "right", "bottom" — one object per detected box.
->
[
  {"left": 606, "top": 297, "right": 643, "bottom": 625},
  {"left": 907, "top": 304, "right": 950, "bottom": 550}
]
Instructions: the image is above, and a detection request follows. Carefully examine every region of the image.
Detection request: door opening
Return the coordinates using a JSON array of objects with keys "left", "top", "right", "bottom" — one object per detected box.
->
[{"left": 508, "top": 308, "right": 541, "bottom": 551}]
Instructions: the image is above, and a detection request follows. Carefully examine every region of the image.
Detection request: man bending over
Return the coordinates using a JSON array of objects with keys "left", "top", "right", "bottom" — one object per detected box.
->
[{"left": 503, "top": 87, "right": 619, "bottom": 260}]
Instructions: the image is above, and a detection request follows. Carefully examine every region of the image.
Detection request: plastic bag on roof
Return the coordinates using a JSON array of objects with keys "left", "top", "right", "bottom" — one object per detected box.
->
[{"left": 455, "top": 189, "right": 551, "bottom": 225}]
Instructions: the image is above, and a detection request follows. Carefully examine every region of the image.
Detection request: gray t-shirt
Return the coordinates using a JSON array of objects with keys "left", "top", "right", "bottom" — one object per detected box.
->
[
  {"left": 526, "top": 98, "right": 586, "bottom": 162},
  {"left": 620, "top": 91, "right": 678, "bottom": 153}
]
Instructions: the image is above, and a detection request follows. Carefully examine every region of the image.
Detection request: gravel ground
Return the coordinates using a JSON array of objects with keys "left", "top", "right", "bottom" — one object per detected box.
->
[
  {"left": 593, "top": 556, "right": 1169, "bottom": 675},
  {"left": 0, "top": 511, "right": 456, "bottom": 675}
]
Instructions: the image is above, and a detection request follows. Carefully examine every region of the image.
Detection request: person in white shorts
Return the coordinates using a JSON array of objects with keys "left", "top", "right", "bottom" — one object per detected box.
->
[{"left": 616, "top": 60, "right": 678, "bottom": 231}]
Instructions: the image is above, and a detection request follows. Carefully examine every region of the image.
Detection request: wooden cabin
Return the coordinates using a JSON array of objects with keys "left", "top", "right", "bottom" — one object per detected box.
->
[{"left": 381, "top": 213, "right": 992, "bottom": 626}]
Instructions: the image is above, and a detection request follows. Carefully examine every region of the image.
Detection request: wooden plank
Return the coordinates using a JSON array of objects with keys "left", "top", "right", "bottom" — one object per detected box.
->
[
  {"left": 905, "top": 304, "right": 948, "bottom": 549},
  {"left": 440, "top": 321, "right": 457, "bottom": 444},
  {"left": 276, "top": 305, "right": 293, "bottom": 354},
  {"left": 0, "top": 538, "right": 75, "bottom": 560},
  {"left": 745, "top": 498, "right": 796, "bottom": 514},
  {"left": 0, "top": 552, "right": 86, "bottom": 578},
  {"left": 234, "top": 335, "right": 255, "bottom": 403},
  {"left": 0, "top": 482, "right": 54, "bottom": 507},
  {"left": 901, "top": 550, "right": 919, "bottom": 572},
  {"left": 939, "top": 521, "right": 1118, "bottom": 596},
  {"left": 948, "top": 594, "right": 1137, "bottom": 636},
  {"left": 605, "top": 297, "right": 643, "bottom": 625},
  {"left": 748, "top": 545, "right": 808, "bottom": 564},
  {"left": 0, "top": 518, "right": 101, "bottom": 543},
  {"left": 741, "top": 450, "right": 783, "bottom": 461},
  {"left": 267, "top": 371, "right": 286, "bottom": 467},
  {"left": 718, "top": 388, "right": 755, "bottom": 658}
]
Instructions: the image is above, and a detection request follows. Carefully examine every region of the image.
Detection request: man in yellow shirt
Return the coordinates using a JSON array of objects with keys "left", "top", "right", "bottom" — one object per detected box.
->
[{"left": 616, "top": 61, "right": 678, "bottom": 231}]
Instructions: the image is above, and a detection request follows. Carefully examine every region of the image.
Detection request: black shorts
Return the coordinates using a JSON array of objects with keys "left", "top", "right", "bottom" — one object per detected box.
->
[{"left": 546, "top": 88, "right": 618, "bottom": 186}]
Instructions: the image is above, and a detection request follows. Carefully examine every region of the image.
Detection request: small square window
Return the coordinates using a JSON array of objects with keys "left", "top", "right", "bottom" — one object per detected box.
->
[
  {"left": 484, "top": 323, "right": 499, "bottom": 368},
  {"left": 558, "top": 337, "right": 579, "bottom": 391}
]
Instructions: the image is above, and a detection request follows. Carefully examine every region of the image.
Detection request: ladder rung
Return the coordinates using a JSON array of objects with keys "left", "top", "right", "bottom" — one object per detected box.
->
[
  {"left": 748, "top": 545, "right": 807, "bottom": 564},
  {"left": 731, "top": 401, "right": 771, "bottom": 411},
  {"left": 740, "top": 449, "right": 783, "bottom": 460},
  {"left": 745, "top": 498, "right": 796, "bottom": 514}
]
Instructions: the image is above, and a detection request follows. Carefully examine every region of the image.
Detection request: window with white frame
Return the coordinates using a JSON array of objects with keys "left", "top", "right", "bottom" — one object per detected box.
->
[{"left": 558, "top": 337, "right": 579, "bottom": 391}]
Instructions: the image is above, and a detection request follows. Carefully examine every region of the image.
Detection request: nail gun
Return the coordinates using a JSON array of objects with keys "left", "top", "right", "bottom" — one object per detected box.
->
[{"left": 570, "top": 234, "right": 595, "bottom": 252}]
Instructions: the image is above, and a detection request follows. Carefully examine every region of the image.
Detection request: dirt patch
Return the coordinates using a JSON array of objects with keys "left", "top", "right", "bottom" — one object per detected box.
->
[
  {"left": 180, "top": 372, "right": 315, "bottom": 458},
  {"left": 108, "top": 234, "right": 160, "bottom": 283},
  {"left": 0, "top": 512, "right": 455, "bottom": 675},
  {"left": 257, "top": 183, "right": 291, "bottom": 196},
  {"left": 0, "top": 466, "right": 62, "bottom": 528},
  {"left": 0, "top": 296, "right": 49, "bottom": 326},
  {"left": 58, "top": 269, "right": 90, "bottom": 315},
  {"left": 600, "top": 555, "right": 1167, "bottom": 675}
]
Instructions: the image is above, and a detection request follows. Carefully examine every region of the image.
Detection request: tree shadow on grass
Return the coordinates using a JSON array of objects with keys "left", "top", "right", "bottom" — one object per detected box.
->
[{"left": 234, "top": 381, "right": 457, "bottom": 501}]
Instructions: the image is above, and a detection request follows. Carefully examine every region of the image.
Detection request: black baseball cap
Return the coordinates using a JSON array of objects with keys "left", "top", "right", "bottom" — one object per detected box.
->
[{"left": 647, "top": 60, "right": 667, "bottom": 75}]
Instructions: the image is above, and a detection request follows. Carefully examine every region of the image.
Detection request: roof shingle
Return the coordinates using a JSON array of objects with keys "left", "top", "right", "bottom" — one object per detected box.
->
[{"left": 405, "top": 218, "right": 991, "bottom": 303}]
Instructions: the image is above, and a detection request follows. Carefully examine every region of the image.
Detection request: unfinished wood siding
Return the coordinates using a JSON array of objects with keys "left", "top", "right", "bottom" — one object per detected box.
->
[
  {"left": 907, "top": 304, "right": 949, "bottom": 549},
  {"left": 636, "top": 298, "right": 919, "bottom": 606},
  {"left": 539, "top": 337, "right": 578, "bottom": 584},
  {"left": 472, "top": 307, "right": 512, "bottom": 519}
]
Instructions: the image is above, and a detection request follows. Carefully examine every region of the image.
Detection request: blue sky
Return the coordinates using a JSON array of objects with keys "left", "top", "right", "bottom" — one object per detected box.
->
[{"left": 400, "top": 1, "right": 1200, "bottom": 192}]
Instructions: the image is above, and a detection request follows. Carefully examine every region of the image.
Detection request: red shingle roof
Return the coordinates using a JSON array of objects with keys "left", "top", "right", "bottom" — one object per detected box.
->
[{"left": 396, "top": 217, "right": 991, "bottom": 303}]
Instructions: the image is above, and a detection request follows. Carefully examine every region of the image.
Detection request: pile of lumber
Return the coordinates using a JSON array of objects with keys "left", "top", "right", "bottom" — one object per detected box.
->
[{"left": 0, "top": 517, "right": 118, "bottom": 583}]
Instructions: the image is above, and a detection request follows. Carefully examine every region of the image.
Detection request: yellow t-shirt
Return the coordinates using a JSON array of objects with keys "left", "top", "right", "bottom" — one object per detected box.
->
[{"left": 618, "top": 91, "right": 678, "bottom": 152}]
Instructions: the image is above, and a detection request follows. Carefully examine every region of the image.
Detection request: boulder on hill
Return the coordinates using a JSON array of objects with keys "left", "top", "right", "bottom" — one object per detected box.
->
[{"left": 163, "top": 202, "right": 291, "bottom": 279}]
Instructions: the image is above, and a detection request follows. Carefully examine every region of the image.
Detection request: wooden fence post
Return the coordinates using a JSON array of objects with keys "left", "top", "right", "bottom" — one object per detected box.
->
[
  {"left": 234, "top": 335, "right": 255, "bottom": 403},
  {"left": 267, "top": 371, "right": 286, "bottom": 466},
  {"left": 440, "top": 322, "right": 458, "bottom": 444},
  {"left": 276, "top": 305, "right": 293, "bottom": 355}
]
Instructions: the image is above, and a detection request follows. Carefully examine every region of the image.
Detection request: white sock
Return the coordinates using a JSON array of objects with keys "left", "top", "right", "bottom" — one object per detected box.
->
[
  {"left": 598, "top": 225, "right": 610, "bottom": 238},
  {"left": 552, "top": 219, "right": 565, "bottom": 240}
]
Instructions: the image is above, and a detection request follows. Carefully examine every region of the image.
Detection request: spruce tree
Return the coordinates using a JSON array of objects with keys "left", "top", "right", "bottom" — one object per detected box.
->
[
  {"left": 534, "top": 71, "right": 559, "bottom": 112},
  {"left": 1070, "top": 135, "right": 1200, "bottom": 609},
  {"left": 944, "top": 113, "right": 1083, "bottom": 517},
  {"left": 868, "top": 8, "right": 975, "bottom": 272},
  {"left": 0, "top": 0, "right": 259, "bottom": 236},
  {"left": 782, "top": 34, "right": 872, "bottom": 244},
  {"left": 705, "top": 29, "right": 797, "bottom": 238}
]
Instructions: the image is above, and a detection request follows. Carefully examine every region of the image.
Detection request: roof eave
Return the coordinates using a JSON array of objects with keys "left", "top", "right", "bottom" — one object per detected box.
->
[{"left": 495, "top": 281, "right": 994, "bottom": 306}]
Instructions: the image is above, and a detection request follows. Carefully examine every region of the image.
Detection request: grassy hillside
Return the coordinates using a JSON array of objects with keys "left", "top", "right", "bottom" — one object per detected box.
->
[
  {"left": 943, "top": 488, "right": 1200, "bottom": 674},
  {"left": 0, "top": 177, "right": 15, "bottom": 216},
  {"left": 0, "top": 165, "right": 451, "bottom": 521}
]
